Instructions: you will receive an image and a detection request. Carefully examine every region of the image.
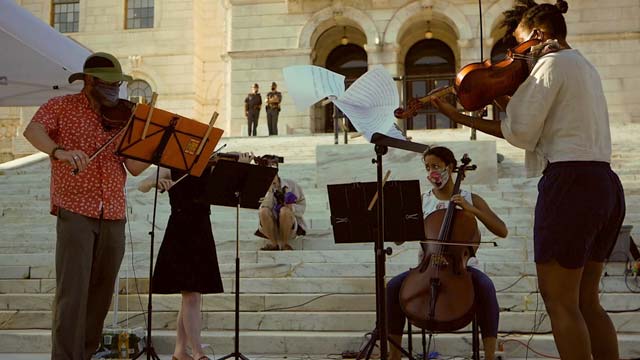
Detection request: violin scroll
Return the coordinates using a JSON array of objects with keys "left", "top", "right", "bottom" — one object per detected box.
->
[{"left": 394, "top": 98, "right": 425, "bottom": 119}]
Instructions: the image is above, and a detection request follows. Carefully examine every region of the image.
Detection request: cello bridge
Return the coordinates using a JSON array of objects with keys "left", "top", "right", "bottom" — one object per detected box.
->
[{"left": 430, "top": 254, "right": 449, "bottom": 266}]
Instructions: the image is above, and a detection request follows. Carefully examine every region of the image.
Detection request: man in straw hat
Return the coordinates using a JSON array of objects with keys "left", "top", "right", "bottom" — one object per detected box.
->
[{"left": 23, "top": 52, "right": 150, "bottom": 359}]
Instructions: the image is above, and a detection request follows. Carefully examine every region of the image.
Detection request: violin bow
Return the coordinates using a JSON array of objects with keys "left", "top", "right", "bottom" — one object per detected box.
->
[
  {"left": 367, "top": 170, "right": 392, "bottom": 211},
  {"left": 160, "top": 143, "right": 228, "bottom": 192},
  {"left": 140, "top": 92, "right": 158, "bottom": 140},
  {"left": 71, "top": 108, "right": 137, "bottom": 175}
]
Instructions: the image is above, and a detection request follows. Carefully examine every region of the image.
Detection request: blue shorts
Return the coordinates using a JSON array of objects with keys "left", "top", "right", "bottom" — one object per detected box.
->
[{"left": 534, "top": 161, "right": 625, "bottom": 268}]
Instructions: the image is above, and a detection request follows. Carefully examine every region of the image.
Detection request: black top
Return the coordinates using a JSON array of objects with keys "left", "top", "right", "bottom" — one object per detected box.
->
[{"left": 169, "top": 166, "right": 211, "bottom": 214}]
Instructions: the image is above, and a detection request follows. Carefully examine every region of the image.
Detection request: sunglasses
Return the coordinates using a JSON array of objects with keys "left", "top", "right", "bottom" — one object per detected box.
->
[{"left": 93, "top": 78, "right": 123, "bottom": 87}]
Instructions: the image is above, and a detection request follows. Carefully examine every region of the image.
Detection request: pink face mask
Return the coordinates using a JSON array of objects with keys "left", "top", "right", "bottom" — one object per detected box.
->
[{"left": 427, "top": 168, "right": 450, "bottom": 189}]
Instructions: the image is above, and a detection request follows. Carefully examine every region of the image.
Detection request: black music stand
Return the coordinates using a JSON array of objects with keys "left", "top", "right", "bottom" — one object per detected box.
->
[
  {"left": 328, "top": 179, "right": 424, "bottom": 360},
  {"left": 206, "top": 160, "right": 278, "bottom": 360}
]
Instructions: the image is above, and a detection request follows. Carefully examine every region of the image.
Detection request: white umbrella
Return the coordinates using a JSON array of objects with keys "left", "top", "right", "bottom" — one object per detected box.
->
[{"left": 0, "top": 0, "right": 91, "bottom": 106}]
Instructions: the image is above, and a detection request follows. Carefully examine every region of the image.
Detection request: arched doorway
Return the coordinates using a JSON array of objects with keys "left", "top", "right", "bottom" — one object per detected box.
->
[
  {"left": 324, "top": 43, "right": 368, "bottom": 132},
  {"left": 404, "top": 39, "right": 456, "bottom": 129},
  {"left": 311, "top": 25, "right": 368, "bottom": 133}
]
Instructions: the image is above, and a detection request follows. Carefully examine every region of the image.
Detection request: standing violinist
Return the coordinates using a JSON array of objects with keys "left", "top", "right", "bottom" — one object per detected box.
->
[
  {"left": 431, "top": 1, "right": 625, "bottom": 359},
  {"left": 137, "top": 152, "right": 254, "bottom": 360},
  {"left": 387, "top": 146, "right": 508, "bottom": 360},
  {"left": 23, "top": 52, "right": 150, "bottom": 360}
]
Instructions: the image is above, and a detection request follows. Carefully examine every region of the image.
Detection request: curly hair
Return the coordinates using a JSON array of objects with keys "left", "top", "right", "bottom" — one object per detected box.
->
[
  {"left": 423, "top": 146, "right": 457, "bottom": 169},
  {"left": 500, "top": 0, "right": 569, "bottom": 41}
]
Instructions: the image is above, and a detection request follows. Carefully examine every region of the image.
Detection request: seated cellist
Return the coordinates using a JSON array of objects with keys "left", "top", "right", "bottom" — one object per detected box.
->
[{"left": 386, "top": 146, "right": 508, "bottom": 360}]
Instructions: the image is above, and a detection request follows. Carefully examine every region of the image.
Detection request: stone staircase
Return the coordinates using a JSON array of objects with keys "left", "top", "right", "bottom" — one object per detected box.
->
[{"left": 1, "top": 126, "right": 639, "bottom": 358}]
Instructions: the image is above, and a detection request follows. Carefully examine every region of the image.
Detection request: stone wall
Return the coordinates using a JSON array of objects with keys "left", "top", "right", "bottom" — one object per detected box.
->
[
  {"left": 225, "top": 0, "right": 640, "bottom": 135},
  {"left": 4, "top": 0, "right": 639, "bottom": 150}
]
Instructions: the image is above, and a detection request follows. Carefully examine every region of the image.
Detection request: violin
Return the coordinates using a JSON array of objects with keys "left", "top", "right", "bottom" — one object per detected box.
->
[
  {"left": 100, "top": 99, "right": 136, "bottom": 131},
  {"left": 206, "top": 152, "right": 284, "bottom": 167},
  {"left": 395, "top": 38, "right": 542, "bottom": 118},
  {"left": 398, "top": 154, "right": 480, "bottom": 332},
  {"left": 72, "top": 99, "right": 137, "bottom": 175}
]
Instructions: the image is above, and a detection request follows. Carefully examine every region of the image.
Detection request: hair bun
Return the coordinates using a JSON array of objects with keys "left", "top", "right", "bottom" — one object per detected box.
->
[{"left": 555, "top": 0, "right": 569, "bottom": 14}]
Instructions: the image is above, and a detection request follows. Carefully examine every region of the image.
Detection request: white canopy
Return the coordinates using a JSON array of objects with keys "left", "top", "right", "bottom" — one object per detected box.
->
[{"left": 0, "top": 0, "right": 91, "bottom": 106}]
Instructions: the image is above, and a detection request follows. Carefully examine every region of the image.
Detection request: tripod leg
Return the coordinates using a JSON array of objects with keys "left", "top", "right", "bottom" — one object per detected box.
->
[
  {"left": 131, "top": 167, "right": 162, "bottom": 360},
  {"left": 389, "top": 334, "right": 415, "bottom": 360},
  {"left": 472, "top": 315, "right": 480, "bottom": 360},
  {"left": 357, "top": 330, "right": 378, "bottom": 360}
]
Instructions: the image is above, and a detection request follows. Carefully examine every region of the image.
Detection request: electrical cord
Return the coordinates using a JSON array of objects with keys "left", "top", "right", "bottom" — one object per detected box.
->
[
  {"left": 500, "top": 339, "right": 559, "bottom": 359},
  {"left": 495, "top": 274, "right": 527, "bottom": 293},
  {"left": 262, "top": 292, "right": 341, "bottom": 312},
  {"left": 124, "top": 205, "right": 148, "bottom": 329}
]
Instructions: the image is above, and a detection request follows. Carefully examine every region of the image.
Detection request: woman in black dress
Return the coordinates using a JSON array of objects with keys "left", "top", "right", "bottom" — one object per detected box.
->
[{"left": 138, "top": 159, "right": 232, "bottom": 360}]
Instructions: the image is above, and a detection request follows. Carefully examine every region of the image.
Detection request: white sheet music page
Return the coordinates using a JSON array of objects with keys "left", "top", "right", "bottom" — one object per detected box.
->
[
  {"left": 332, "top": 67, "right": 405, "bottom": 141},
  {"left": 282, "top": 65, "right": 345, "bottom": 112}
]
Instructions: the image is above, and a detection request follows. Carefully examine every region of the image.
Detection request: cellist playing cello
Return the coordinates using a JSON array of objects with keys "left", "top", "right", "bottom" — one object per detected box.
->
[
  {"left": 431, "top": 1, "right": 625, "bottom": 359},
  {"left": 386, "top": 146, "right": 508, "bottom": 360}
]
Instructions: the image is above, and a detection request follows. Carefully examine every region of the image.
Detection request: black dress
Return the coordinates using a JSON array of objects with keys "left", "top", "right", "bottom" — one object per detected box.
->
[{"left": 151, "top": 167, "right": 224, "bottom": 294}]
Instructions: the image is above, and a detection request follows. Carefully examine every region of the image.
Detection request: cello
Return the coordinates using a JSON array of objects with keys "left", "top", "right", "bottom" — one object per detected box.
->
[
  {"left": 394, "top": 38, "right": 541, "bottom": 118},
  {"left": 399, "top": 154, "right": 480, "bottom": 332}
]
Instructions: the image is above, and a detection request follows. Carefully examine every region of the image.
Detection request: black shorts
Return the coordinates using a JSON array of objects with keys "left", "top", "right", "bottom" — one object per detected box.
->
[{"left": 534, "top": 161, "right": 625, "bottom": 268}]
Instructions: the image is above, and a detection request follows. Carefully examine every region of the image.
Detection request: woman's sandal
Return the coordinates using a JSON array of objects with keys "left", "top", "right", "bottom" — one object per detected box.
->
[{"left": 260, "top": 243, "right": 279, "bottom": 251}]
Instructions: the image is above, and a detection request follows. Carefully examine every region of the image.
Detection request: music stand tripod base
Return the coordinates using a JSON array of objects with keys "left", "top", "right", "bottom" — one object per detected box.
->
[
  {"left": 207, "top": 160, "right": 277, "bottom": 360},
  {"left": 327, "top": 146, "right": 424, "bottom": 360}
]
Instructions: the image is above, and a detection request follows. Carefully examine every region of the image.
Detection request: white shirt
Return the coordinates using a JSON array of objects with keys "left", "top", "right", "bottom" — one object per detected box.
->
[
  {"left": 501, "top": 49, "right": 612, "bottom": 176},
  {"left": 422, "top": 189, "right": 473, "bottom": 217}
]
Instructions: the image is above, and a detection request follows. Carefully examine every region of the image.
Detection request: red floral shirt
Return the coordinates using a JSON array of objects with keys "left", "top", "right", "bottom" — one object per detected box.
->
[{"left": 31, "top": 93, "right": 128, "bottom": 220}]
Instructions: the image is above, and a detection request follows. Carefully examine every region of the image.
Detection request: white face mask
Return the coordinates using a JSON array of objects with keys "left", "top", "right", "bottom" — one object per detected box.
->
[{"left": 427, "top": 168, "right": 450, "bottom": 190}]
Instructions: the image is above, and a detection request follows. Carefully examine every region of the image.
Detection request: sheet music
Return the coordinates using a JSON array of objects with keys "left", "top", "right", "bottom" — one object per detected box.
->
[
  {"left": 333, "top": 67, "right": 404, "bottom": 141},
  {"left": 282, "top": 65, "right": 345, "bottom": 112},
  {"left": 283, "top": 65, "right": 405, "bottom": 141}
]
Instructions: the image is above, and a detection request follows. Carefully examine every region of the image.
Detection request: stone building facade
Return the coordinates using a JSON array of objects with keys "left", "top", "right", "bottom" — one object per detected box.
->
[{"left": 2, "top": 0, "right": 639, "bottom": 160}]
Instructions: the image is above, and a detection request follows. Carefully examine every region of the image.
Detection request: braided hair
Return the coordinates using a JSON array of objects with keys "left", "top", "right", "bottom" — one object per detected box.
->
[{"left": 501, "top": 0, "right": 569, "bottom": 41}]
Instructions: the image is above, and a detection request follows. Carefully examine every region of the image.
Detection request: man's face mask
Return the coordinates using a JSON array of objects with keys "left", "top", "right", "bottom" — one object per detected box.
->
[
  {"left": 427, "top": 168, "right": 450, "bottom": 190},
  {"left": 92, "top": 80, "right": 120, "bottom": 107}
]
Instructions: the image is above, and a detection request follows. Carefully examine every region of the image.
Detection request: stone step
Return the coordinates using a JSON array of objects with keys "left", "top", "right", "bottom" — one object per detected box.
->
[
  {"left": 1, "top": 275, "right": 635, "bottom": 295},
  {"left": 1, "top": 310, "right": 639, "bottom": 334},
  {"left": 0, "top": 329, "right": 639, "bottom": 358},
  {"left": 0, "top": 228, "right": 535, "bottom": 253},
  {"left": 0, "top": 248, "right": 562, "bottom": 268},
  {"left": 2, "top": 292, "right": 638, "bottom": 313},
  {"left": 1, "top": 259, "right": 541, "bottom": 281}
]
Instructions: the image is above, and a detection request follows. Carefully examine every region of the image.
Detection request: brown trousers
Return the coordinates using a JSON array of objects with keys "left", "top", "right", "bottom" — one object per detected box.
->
[{"left": 51, "top": 208, "right": 125, "bottom": 360}]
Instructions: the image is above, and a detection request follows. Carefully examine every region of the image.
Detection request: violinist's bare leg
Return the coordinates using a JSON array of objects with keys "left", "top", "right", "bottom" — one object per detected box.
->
[
  {"left": 388, "top": 334, "right": 403, "bottom": 360},
  {"left": 278, "top": 206, "right": 295, "bottom": 250},
  {"left": 181, "top": 292, "right": 206, "bottom": 359},
  {"left": 259, "top": 207, "right": 278, "bottom": 250},
  {"left": 579, "top": 260, "right": 619, "bottom": 360},
  {"left": 536, "top": 260, "right": 591, "bottom": 360},
  {"left": 482, "top": 337, "right": 497, "bottom": 360},
  {"left": 173, "top": 307, "right": 190, "bottom": 360}
]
